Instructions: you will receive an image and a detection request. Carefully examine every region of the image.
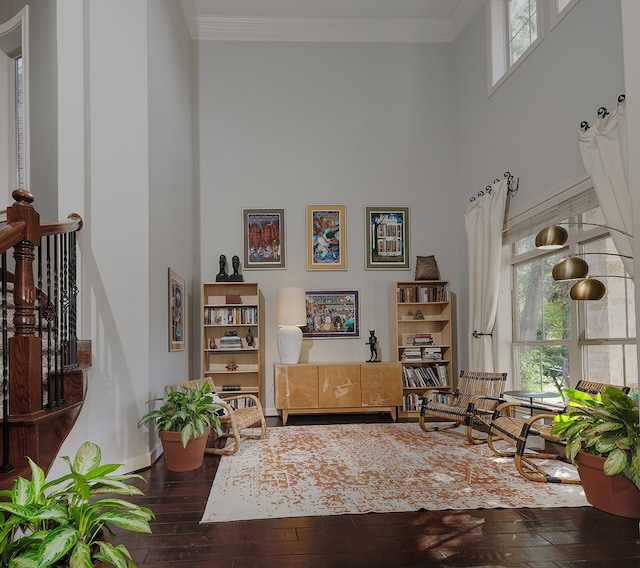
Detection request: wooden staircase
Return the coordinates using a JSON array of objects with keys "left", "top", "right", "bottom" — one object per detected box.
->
[{"left": 0, "top": 190, "right": 89, "bottom": 488}]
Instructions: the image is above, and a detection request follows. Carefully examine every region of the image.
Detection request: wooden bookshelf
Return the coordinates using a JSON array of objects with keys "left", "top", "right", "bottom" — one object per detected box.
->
[
  {"left": 390, "top": 281, "right": 454, "bottom": 421},
  {"left": 202, "top": 282, "right": 264, "bottom": 403}
]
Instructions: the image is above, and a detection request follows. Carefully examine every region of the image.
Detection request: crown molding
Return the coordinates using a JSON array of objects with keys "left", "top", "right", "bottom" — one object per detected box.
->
[
  {"left": 451, "top": 0, "right": 484, "bottom": 40},
  {"left": 195, "top": 16, "right": 455, "bottom": 43},
  {"left": 180, "top": 0, "right": 197, "bottom": 39}
]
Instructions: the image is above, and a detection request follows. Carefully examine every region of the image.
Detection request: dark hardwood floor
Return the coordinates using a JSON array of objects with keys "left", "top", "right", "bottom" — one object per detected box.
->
[{"left": 113, "top": 415, "right": 640, "bottom": 567}]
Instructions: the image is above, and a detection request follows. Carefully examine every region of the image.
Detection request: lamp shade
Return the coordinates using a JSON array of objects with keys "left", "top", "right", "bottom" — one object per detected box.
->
[
  {"left": 570, "top": 278, "right": 606, "bottom": 301},
  {"left": 535, "top": 225, "right": 568, "bottom": 249},
  {"left": 552, "top": 257, "right": 589, "bottom": 281},
  {"left": 276, "top": 287, "right": 307, "bottom": 326},
  {"left": 276, "top": 287, "right": 306, "bottom": 364}
]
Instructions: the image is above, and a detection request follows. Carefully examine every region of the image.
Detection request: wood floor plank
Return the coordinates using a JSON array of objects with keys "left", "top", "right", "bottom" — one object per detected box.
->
[{"left": 112, "top": 416, "right": 640, "bottom": 567}]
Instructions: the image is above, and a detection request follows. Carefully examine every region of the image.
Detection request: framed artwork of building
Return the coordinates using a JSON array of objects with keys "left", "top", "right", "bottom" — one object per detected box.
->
[{"left": 365, "top": 206, "right": 410, "bottom": 270}]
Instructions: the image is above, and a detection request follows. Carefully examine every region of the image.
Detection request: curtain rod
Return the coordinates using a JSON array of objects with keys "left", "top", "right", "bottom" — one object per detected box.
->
[
  {"left": 469, "top": 171, "right": 519, "bottom": 203},
  {"left": 580, "top": 94, "right": 625, "bottom": 132}
]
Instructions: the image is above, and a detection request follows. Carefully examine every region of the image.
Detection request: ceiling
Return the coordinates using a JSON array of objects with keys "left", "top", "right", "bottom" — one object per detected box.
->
[{"left": 181, "top": 0, "right": 484, "bottom": 42}]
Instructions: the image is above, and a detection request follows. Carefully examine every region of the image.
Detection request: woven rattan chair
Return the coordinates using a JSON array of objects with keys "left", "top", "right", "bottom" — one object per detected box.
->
[
  {"left": 180, "top": 378, "right": 266, "bottom": 456},
  {"left": 419, "top": 370, "right": 507, "bottom": 444},
  {"left": 487, "top": 380, "right": 630, "bottom": 483}
]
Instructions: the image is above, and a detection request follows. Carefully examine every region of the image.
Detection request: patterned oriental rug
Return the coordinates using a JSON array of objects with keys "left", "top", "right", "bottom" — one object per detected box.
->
[{"left": 201, "top": 422, "right": 588, "bottom": 523}]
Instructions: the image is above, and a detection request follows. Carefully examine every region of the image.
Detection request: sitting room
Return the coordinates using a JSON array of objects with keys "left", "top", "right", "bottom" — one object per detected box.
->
[{"left": 0, "top": 0, "right": 639, "bottom": 566}]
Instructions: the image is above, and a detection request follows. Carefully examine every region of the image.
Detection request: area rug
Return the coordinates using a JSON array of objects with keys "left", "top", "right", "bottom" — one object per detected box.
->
[{"left": 201, "top": 422, "right": 587, "bottom": 523}]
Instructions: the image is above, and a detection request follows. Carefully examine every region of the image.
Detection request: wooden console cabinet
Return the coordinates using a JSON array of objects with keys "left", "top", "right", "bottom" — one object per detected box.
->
[{"left": 274, "top": 362, "right": 402, "bottom": 424}]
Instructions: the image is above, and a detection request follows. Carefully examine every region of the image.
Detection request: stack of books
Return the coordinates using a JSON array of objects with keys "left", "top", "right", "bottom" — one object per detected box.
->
[
  {"left": 422, "top": 347, "right": 442, "bottom": 360},
  {"left": 413, "top": 333, "right": 434, "bottom": 346},
  {"left": 401, "top": 348, "right": 423, "bottom": 361},
  {"left": 219, "top": 334, "right": 242, "bottom": 349}
]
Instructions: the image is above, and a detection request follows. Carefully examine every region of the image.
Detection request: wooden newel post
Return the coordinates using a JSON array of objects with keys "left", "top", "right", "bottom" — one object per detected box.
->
[{"left": 7, "top": 190, "right": 42, "bottom": 415}]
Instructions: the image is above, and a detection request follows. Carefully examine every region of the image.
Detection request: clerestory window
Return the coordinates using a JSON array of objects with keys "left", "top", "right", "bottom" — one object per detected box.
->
[
  {"left": 488, "top": 0, "right": 543, "bottom": 91},
  {"left": 0, "top": 7, "right": 29, "bottom": 214}
]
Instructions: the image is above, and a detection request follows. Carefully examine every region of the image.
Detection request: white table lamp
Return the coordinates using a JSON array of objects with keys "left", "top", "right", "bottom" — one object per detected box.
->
[{"left": 276, "top": 287, "right": 306, "bottom": 364}]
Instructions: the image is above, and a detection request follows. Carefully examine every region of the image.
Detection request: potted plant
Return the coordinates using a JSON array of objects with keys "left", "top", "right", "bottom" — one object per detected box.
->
[
  {"left": 137, "top": 381, "right": 223, "bottom": 472},
  {"left": 551, "top": 386, "right": 640, "bottom": 518},
  {"left": 0, "top": 441, "right": 154, "bottom": 567}
]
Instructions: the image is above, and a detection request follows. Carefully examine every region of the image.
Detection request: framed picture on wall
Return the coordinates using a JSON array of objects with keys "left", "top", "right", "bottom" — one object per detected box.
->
[
  {"left": 301, "top": 289, "right": 359, "bottom": 338},
  {"left": 365, "top": 206, "right": 410, "bottom": 270},
  {"left": 242, "top": 208, "right": 286, "bottom": 269},
  {"left": 168, "top": 268, "right": 185, "bottom": 351},
  {"left": 306, "top": 205, "right": 346, "bottom": 270}
]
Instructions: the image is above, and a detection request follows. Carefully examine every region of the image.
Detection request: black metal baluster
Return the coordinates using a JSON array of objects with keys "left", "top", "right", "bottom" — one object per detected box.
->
[
  {"left": 44, "top": 236, "right": 54, "bottom": 408},
  {"left": 36, "top": 234, "right": 44, "bottom": 408},
  {"left": 55, "top": 235, "right": 64, "bottom": 404},
  {"left": 61, "top": 232, "right": 69, "bottom": 371},
  {"left": 52, "top": 235, "right": 61, "bottom": 406},
  {"left": 68, "top": 231, "right": 78, "bottom": 368},
  {"left": 1, "top": 252, "right": 12, "bottom": 472}
]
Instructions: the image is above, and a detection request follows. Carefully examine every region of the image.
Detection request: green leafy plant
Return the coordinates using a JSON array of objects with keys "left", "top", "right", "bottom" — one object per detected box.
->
[
  {"left": 551, "top": 386, "right": 640, "bottom": 491},
  {"left": 137, "top": 381, "right": 223, "bottom": 448},
  {"left": 0, "top": 441, "right": 154, "bottom": 567}
]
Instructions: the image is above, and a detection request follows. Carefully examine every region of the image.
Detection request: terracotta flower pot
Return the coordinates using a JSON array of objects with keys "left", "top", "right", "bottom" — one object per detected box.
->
[
  {"left": 159, "top": 427, "right": 210, "bottom": 472},
  {"left": 575, "top": 451, "right": 640, "bottom": 519}
]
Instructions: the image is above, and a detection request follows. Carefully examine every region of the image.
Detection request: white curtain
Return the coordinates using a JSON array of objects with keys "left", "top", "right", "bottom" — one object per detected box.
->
[
  {"left": 579, "top": 101, "right": 634, "bottom": 278},
  {"left": 465, "top": 179, "right": 509, "bottom": 372}
]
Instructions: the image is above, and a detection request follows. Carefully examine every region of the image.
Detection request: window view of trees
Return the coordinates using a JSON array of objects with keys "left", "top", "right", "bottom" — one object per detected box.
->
[
  {"left": 515, "top": 249, "right": 570, "bottom": 399},
  {"left": 511, "top": 209, "right": 636, "bottom": 401},
  {"left": 15, "top": 54, "right": 24, "bottom": 189},
  {"left": 508, "top": 0, "right": 538, "bottom": 65}
]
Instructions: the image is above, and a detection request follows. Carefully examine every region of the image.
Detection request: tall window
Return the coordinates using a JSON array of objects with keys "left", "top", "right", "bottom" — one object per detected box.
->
[
  {"left": 489, "top": 0, "right": 542, "bottom": 89},
  {"left": 508, "top": 0, "right": 538, "bottom": 65},
  {"left": 511, "top": 207, "right": 636, "bottom": 398},
  {"left": 14, "top": 54, "right": 24, "bottom": 189},
  {"left": 0, "top": 7, "right": 29, "bottom": 212},
  {"left": 551, "top": 0, "right": 581, "bottom": 29}
]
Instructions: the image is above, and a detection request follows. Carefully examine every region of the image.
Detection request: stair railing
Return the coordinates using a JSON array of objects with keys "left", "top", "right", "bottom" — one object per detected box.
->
[{"left": 0, "top": 190, "right": 83, "bottom": 473}]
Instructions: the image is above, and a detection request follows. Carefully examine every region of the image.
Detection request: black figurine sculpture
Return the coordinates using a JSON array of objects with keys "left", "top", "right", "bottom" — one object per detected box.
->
[
  {"left": 216, "top": 254, "right": 228, "bottom": 282},
  {"left": 228, "top": 255, "right": 244, "bottom": 282},
  {"left": 365, "top": 329, "right": 379, "bottom": 362}
]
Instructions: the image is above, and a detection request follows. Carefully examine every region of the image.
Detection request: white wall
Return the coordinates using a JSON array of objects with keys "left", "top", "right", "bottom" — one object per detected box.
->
[
  {"left": 452, "top": 0, "right": 624, "bottom": 374},
  {"left": 51, "top": 0, "right": 198, "bottom": 474},
  {"left": 51, "top": 0, "right": 152, "bottom": 476},
  {"left": 147, "top": 0, "right": 199, "bottom": 457},
  {"left": 197, "top": 41, "right": 460, "bottom": 415}
]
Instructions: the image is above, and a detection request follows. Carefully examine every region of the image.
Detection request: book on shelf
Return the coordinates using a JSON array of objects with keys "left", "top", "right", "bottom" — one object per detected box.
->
[
  {"left": 204, "top": 306, "right": 258, "bottom": 326},
  {"left": 403, "top": 392, "right": 421, "bottom": 412},
  {"left": 413, "top": 333, "right": 433, "bottom": 346},
  {"left": 422, "top": 347, "right": 443, "bottom": 360},
  {"left": 397, "top": 284, "right": 449, "bottom": 303},
  {"left": 436, "top": 364, "right": 448, "bottom": 386},
  {"left": 401, "top": 348, "right": 423, "bottom": 361},
  {"left": 401, "top": 346, "right": 444, "bottom": 361},
  {"left": 401, "top": 332, "right": 416, "bottom": 346},
  {"left": 219, "top": 337, "right": 242, "bottom": 348},
  {"left": 402, "top": 365, "right": 445, "bottom": 388}
]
